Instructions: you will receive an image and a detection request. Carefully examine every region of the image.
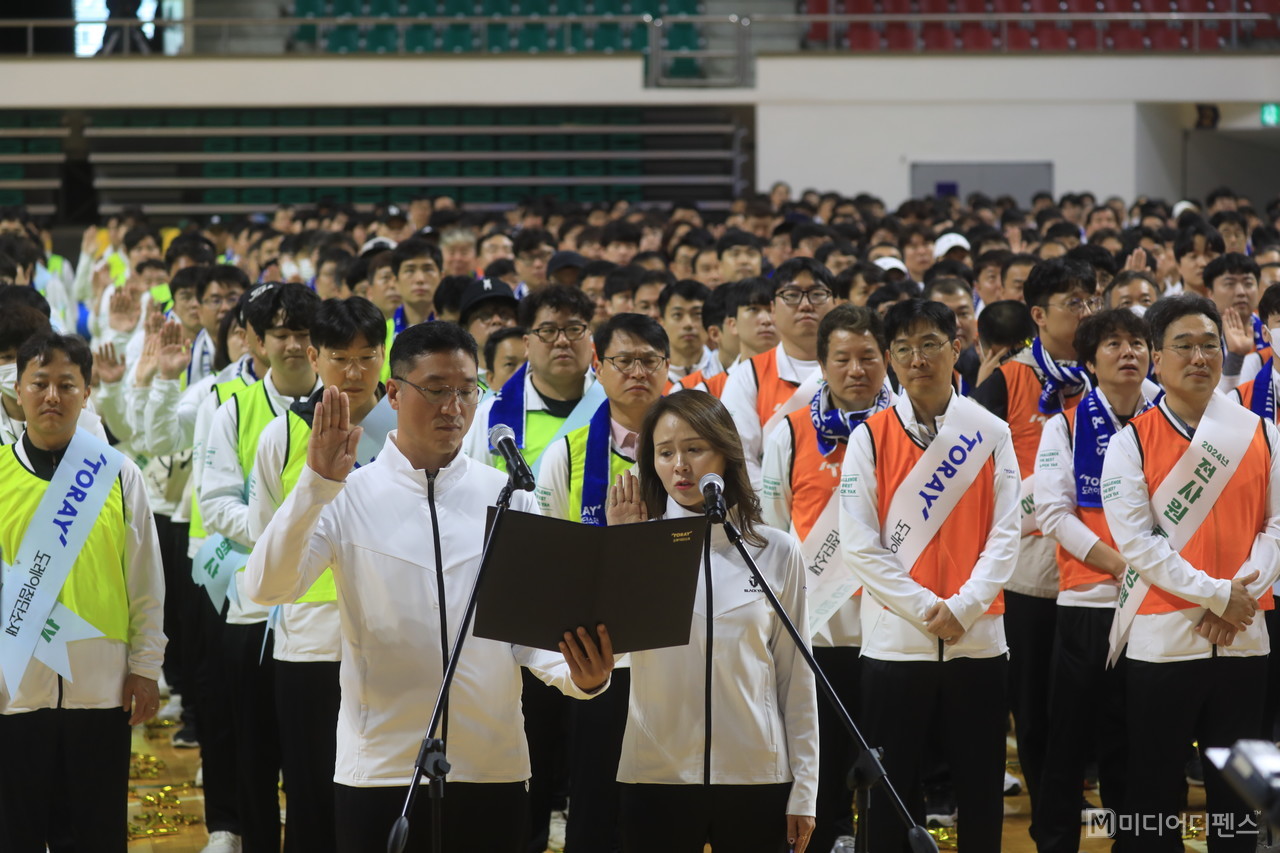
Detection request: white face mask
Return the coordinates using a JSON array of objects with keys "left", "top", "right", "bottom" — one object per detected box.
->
[
  {"left": 298, "top": 258, "right": 316, "bottom": 282},
  {"left": 280, "top": 258, "right": 300, "bottom": 281},
  {"left": 1269, "top": 327, "right": 1280, "bottom": 348},
  {"left": 0, "top": 362, "right": 17, "bottom": 399},
  {"left": 1129, "top": 304, "right": 1148, "bottom": 318}
]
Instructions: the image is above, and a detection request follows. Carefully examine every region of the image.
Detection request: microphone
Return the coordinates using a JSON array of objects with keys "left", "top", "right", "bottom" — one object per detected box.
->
[
  {"left": 488, "top": 424, "right": 536, "bottom": 492},
  {"left": 699, "top": 472, "right": 727, "bottom": 523}
]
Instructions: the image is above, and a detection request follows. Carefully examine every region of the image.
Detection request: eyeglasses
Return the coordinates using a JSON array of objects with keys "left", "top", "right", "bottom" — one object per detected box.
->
[
  {"left": 1162, "top": 342, "right": 1222, "bottom": 360},
  {"left": 530, "top": 323, "right": 590, "bottom": 344},
  {"left": 889, "top": 340, "right": 949, "bottom": 363},
  {"left": 201, "top": 294, "right": 239, "bottom": 307},
  {"left": 392, "top": 375, "right": 482, "bottom": 406},
  {"left": 518, "top": 249, "right": 555, "bottom": 264},
  {"left": 1047, "top": 296, "right": 1103, "bottom": 316},
  {"left": 324, "top": 353, "right": 381, "bottom": 374},
  {"left": 601, "top": 354, "right": 668, "bottom": 375},
  {"left": 775, "top": 287, "right": 833, "bottom": 307}
]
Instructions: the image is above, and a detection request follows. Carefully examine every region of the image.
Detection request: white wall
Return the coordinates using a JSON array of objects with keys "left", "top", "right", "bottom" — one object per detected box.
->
[{"left": 3, "top": 53, "right": 1279, "bottom": 205}]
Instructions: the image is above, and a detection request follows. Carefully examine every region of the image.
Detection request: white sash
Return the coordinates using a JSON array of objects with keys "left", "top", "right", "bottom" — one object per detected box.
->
[
  {"left": 0, "top": 431, "right": 125, "bottom": 689},
  {"left": 1106, "top": 393, "right": 1262, "bottom": 666},
  {"left": 193, "top": 534, "right": 247, "bottom": 613},
  {"left": 354, "top": 394, "right": 396, "bottom": 469},
  {"left": 1018, "top": 475, "right": 1039, "bottom": 536},
  {"left": 883, "top": 398, "right": 1004, "bottom": 574},
  {"left": 799, "top": 490, "right": 853, "bottom": 634},
  {"left": 761, "top": 367, "right": 824, "bottom": 440}
]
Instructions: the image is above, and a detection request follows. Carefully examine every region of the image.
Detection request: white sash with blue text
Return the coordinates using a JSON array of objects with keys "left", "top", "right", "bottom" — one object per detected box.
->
[
  {"left": 1, "top": 430, "right": 125, "bottom": 689},
  {"left": 881, "top": 398, "right": 1003, "bottom": 575}
]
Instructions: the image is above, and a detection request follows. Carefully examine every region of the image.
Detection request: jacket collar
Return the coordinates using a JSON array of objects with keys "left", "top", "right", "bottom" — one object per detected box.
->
[{"left": 377, "top": 430, "right": 473, "bottom": 497}]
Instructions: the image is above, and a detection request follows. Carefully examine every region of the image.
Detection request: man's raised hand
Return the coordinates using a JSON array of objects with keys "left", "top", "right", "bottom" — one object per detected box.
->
[{"left": 307, "top": 385, "right": 363, "bottom": 483}]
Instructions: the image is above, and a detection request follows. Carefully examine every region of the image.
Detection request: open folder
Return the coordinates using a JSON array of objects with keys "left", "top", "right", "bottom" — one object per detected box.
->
[{"left": 473, "top": 509, "right": 706, "bottom": 655}]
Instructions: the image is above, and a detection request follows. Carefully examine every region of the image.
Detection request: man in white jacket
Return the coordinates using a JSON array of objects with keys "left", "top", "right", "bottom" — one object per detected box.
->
[{"left": 245, "top": 321, "right": 613, "bottom": 853}]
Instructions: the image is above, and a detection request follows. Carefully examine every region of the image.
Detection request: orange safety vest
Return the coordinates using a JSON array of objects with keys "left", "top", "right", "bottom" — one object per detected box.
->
[
  {"left": 747, "top": 348, "right": 800, "bottom": 426},
  {"left": 864, "top": 407, "right": 1004, "bottom": 615},
  {"left": 1057, "top": 404, "right": 1120, "bottom": 591},
  {"left": 1130, "top": 406, "right": 1274, "bottom": 614},
  {"left": 679, "top": 369, "right": 730, "bottom": 398},
  {"left": 783, "top": 408, "right": 844, "bottom": 541},
  {"left": 998, "top": 359, "right": 1083, "bottom": 479}
]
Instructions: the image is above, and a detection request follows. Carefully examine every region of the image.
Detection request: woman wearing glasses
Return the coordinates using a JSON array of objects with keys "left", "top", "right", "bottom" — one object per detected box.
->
[{"left": 607, "top": 390, "right": 820, "bottom": 853}]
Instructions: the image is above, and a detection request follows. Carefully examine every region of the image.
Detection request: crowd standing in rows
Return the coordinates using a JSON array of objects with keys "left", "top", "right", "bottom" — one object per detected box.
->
[{"left": 1, "top": 183, "right": 1279, "bottom": 853}]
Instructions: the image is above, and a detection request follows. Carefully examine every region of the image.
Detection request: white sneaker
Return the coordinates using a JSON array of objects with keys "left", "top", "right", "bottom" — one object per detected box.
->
[
  {"left": 195, "top": 764, "right": 203, "bottom": 787},
  {"left": 201, "top": 831, "right": 242, "bottom": 852},
  {"left": 831, "top": 836, "right": 857, "bottom": 852},
  {"left": 158, "top": 692, "right": 184, "bottom": 721},
  {"left": 157, "top": 673, "right": 171, "bottom": 699},
  {"left": 1003, "top": 770, "right": 1022, "bottom": 796},
  {"left": 547, "top": 809, "right": 567, "bottom": 851}
]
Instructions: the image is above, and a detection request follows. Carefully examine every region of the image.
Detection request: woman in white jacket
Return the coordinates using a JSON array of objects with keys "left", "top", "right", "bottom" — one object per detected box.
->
[{"left": 607, "top": 390, "right": 819, "bottom": 853}]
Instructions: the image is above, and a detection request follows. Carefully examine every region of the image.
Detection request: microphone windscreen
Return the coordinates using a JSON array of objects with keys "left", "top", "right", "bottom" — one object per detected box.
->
[
  {"left": 699, "top": 472, "right": 725, "bottom": 493},
  {"left": 489, "top": 423, "right": 516, "bottom": 445}
]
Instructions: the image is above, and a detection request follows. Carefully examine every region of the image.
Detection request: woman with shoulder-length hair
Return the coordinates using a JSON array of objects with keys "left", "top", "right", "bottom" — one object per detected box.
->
[{"left": 606, "top": 390, "right": 820, "bottom": 853}]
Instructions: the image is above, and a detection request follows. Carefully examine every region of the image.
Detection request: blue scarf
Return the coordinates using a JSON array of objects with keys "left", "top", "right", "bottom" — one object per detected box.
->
[
  {"left": 809, "top": 383, "right": 889, "bottom": 456},
  {"left": 580, "top": 401, "right": 616, "bottom": 526},
  {"left": 1250, "top": 358, "right": 1276, "bottom": 422},
  {"left": 488, "top": 361, "right": 529, "bottom": 450},
  {"left": 1254, "top": 314, "right": 1268, "bottom": 352},
  {"left": 1032, "top": 337, "right": 1090, "bottom": 415},
  {"left": 393, "top": 305, "right": 408, "bottom": 334},
  {"left": 1073, "top": 388, "right": 1149, "bottom": 507}
]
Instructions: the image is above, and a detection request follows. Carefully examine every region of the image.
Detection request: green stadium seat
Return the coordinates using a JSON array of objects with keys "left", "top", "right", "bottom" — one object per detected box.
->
[
  {"left": 238, "top": 110, "right": 271, "bottom": 126},
  {"left": 429, "top": 186, "right": 460, "bottom": 199},
  {"left": 128, "top": 113, "right": 161, "bottom": 127},
  {"left": 201, "top": 189, "right": 237, "bottom": 205},
  {"left": 313, "top": 108, "right": 349, "bottom": 125},
  {"left": 536, "top": 107, "right": 568, "bottom": 125},
  {"left": 426, "top": 162, "right": 460, "bottom": 177},
  {"left": 0, "top": 140, "right": 19, "bottom": 156},
  {"left": 664, "top": 0, "right": 699, "bottom": 13},
  {"left": 277, "top": 110, "right": 310, "bottom": 126},
  {"left": 389, "top": 187, "right": 418, "bottom": 203},
  {"left": 500, "top": 161, "right": 533, "bottom": 177},
  {"left": 352, "top": 187, "right": 386, "bottom": 204},
  {"left": 462, "top": 162, "right": 497, "bottom": 177},
  {"left": 631, "top": 0, "right": 662, "bottom": 17},
  {"left": 405, "top": 23, "right": 435, "bottom": 50},
  {"left": 441, "top": 0, "right": 476, "bottom": 13},
  {"left": 424, "top": 137, "right": 457, "bottom": 151},
  {"left": 486, "top": 23, "right": 511, "bottom": 50},
  {"left": 278, "top": 188, "right": 313, "bottom": 205},
  {"left": 517, "top": 23, "right": 549, "bottom": 51},
  {"left": 592, "top": 22, "right": 624, "bottom": 51},
  {"left": 594, "top": 0, "right": 625, "bottom": 13},
  {"left": 405, "top": 0, "right": 434, "bottom": 12},
  {"left": 90, "top": 113, "right": 125, "bottom": 128},
  {"left": 278, "top": 162, "right": 312, "bottom": 179},
  {"left": 461, "top": 187, "right": 497, "bottom": 203},
  {"left": 240, "top": 162, "right": 275, "bottom": 179},
  {"left": 626, "top": 23, "right": 649, "bottom": 50},
  {"left": 331, "top": 0, "right": 362, "bottom": 15},
  {"left": 668, "top": 56, "right": 701, "bottom": 77},
  {"left": 325, "top": 25, "right": 362, "bottom": 52},
  {"left": 318, "top": 188, "right": 350, "bottom": 203},
  {"left": 315, "top": 136, "right": 349, "bottom": 152},
  {"left": 519, "top": 0, "right": 552, "bottom": 14},
  {"left": 572, "top": 134, "right": 605, "bottom": 150},
  {"left": 558, "top": 0, "right": 588, "bottom": 12},
  {"left": 610, "top": 108, "right": 642, "bottom": 124},
  {"left": 352, "top": 109, "right": 384, "bottom": 126},
  {"left": 240, "top": 188, "right": 276, "bottom": 205},
  {"left": 278, "top": 137, "right": 312, "bottom": 152},
  {"left": 461, "top": 135, "right": 494, "bottom": 151},
  {"left": 609, "top": 133, "right": 642, "bottom": 149},
  {"left": 0, "top": 191, "right": 24, "bottom": 206},
  {"left": 612, "top": 185, "right": 642, "bottom": 202},
  {"left": 442, "top": 23, "right": 475, "bottom": 51},
  {"left": 25, "top": 139, "right": 61, "bottom": 154},
  {"left": 463, "top": 108, "right": 496, "bottom": 125},
  {"left": 499, "top": 134, "right": 533, "bottom": 151},
  {"left": 368, "top": 0, "right": 400, "bottom": 15},
  {"left": 571, "top": 160, "right": 606, "bottom": 176},
  {"left": 389, "top": 162, "right": 422, "bottom": 177},
  {"left": 572, "top": 185, "right": 608, "bottom": 203},
  {"left": 535, "top": 160, "right": 569, "bottom": 176},
  {"left": 294, "top": 23, "right": 319, "bottom": 44},
  {"left": 665, "top": 22, "right": 699, "bottom": 50},
  {"left": 498, "top": 186, "right": 528, "bottom": 203},
  {"left": 0, "top": 115, "right": 22, "bottom": 130},
  {"left": 366, "top": 24, "right": 400, "bottom": 52},
  {"left": 202, "top": 138, "right": 236, "bottom": 153},
  {"left": 499, "top": 108, "right": 533, "bottom": 125},
  {"left": 295, "top": 0, "right": 324, "bottom": 15},
  {"left": 566, "top": 23, "right": 588, "bottom": 51},
  {"left": 389, "top": 109, "right": 420, "bottom": 125},
  {"left": 352, "top": 134, "right": 385, "bottom": 151},
  {"left": 202, "top": 162, "right": 236, "bottom": 179},
  {"left": 425, "top": 108, "right": 459, "bottom": 125},
  {"left": 27, "top": 113, "right": 61, "bottom": 129},
  {"left": 609, "top": 159, "right": 643, "bottom": 175},
  {"left": 388, "top": 136, "right": 422, "bottom": 151},
  {"left": 163, "top": 111, "right": 197, "bottom": 127},
  {"left": 535, "top": 134, "right": 569, "bottom": 150},
  {"left": 353, "top": 161, "right": 387, "bottom": 177},
  {"left": 0, "top": 165, "right": 25, "bottom": 180},
  {"left": 240, "top": 137, "right": 273, "bottom": 153},
  {"left": 316, "top": 162, "right": 351, "bottom": 178},
  {"left": 200, "top": 110, "right": 237, "bottom": 126}
]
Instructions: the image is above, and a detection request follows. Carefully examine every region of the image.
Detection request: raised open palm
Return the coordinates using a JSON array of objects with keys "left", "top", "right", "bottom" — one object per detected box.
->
[{"left": 308, "top": 385, "right": 363, "bottom": 482}]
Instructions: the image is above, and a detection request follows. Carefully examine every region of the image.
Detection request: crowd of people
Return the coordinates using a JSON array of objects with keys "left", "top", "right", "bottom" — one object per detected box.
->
[{"left": 1, "top": 182, "right": 1279, "bottom": 853}]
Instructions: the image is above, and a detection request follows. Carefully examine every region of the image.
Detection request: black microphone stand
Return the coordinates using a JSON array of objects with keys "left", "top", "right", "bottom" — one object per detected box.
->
[
  {"left": 714, "top": 513, "right": 937, "bottom": 853},
  {"left": 387, "top": 480, "right": 520, "bottom": 853}
]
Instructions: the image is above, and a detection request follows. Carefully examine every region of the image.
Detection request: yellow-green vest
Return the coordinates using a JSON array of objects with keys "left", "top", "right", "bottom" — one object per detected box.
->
[
  {"left": 382, "top": 318, "right": 396, "bottom": 383},
  {"left": 279, "top": 410, "right": 337, "bottom": 603},
  {"left": 0, "top": 446, "right": 130, "bottom": 643},
  {"left": 188, "top": 376, "right": 250, "bottom": 541},
  {"left": 562, "top": 423, "right": 636, "bottom": 524},
  {"left": 492, "top": 410, "right": 562, "bottom": 474}
]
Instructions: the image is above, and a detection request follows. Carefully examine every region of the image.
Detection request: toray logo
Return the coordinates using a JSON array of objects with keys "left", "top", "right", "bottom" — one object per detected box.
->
[{"left": 918, "top": 432, "right": 983, "bottom": 520}]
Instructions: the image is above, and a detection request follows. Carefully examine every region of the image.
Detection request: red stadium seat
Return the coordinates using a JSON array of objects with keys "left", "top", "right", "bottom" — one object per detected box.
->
[
  {"left": 883, "top": 22, "right": 918, "bottom": 48},
  {"left": 845, "top": 23, "right": 882, "bottom": 49},
  {"left": 1147, "top": 23, "right": 1186, "bottom": 48},
  {"left": 845, "top": 0, "right": 877, "bottom": 12},
  {"left": 990, "top": 0, "right": 1024, "bottom": 13},
  {"left": 1193, "top": 26, "right": 1224, "bottom": 48},
  {"left": 1035, "top": 22, "right": 1072, "bottom": 48},
  {"left": 959, "top": 22, "right": 997, "bottom": 47},
  {"left": 880, "top": 0, "right": 914, "bottom": 13},
  {"left": 953, "top": 0, "right": 990, "bottom": 11},
  {"left": 803, "top": 0, "right": 831, "bottom": 44},
  {"left": 1106, "top": 23, "right": 1147, "bottom": 48},
  {"left": 1003, "top": 24, "right": 1035, "bottom": 47},
  {"left": 921, "top": 22, "right": 957, "bottom": 47},
  {"left": 1071, "top": 22, "right": 1101, "bottom": 47},
  {"left": 918, "top": 0, "right": 952, "bottom": 13}
]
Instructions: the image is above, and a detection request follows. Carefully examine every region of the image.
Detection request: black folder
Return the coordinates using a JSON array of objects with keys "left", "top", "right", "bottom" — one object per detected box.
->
[{"left": 473, "top": 509, "right": 706, "bottom": 655}]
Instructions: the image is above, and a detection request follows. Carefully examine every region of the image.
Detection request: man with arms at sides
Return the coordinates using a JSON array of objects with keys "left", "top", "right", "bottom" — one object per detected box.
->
[
  {"left": 246, "top": 297, "right": 390, "bottom": 853},
  {"left": 971, "top": 256, "right": 1098, "bottom": 831},
  {"left": 717, "top": 228, "right": 765, "bottom": 285},
  {"left": 722, "top": 257, "right": 836, "bottom": 489},
  {"left": 0, "top": 332, "right": 165, "bottom": 852},
  {"left": 658, "top": 279, "right": 719, "bottom": 385},
  {"left": 534, "top": 312, "right": 668, "bottom": 853},
  {"left": 760, "top": 304, "right": 895, "bottom": 853},
  {"left": 460, "top": 284, "right": 598, "bottom": 851},
  {"left": 389, "top": 238, "right": 442, "bottom": 334},
  {"left": 1033, "top": 309, "right": 1157, "bottom": 853},
  {"left": 200, "top": 282, "right": 323, "bottom": 853},
  {"left": 1102, "top": 295, "right": 1280, "bottom": 852},
  {"left": 840, "top": 299, "right": 1020, "bottom": 853},
  {"left": 1205, "top": 253, "right": 1266, "bottom": 391},
  {"left": 245, "top": 323, "right": 612, "bottom": 853}
]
